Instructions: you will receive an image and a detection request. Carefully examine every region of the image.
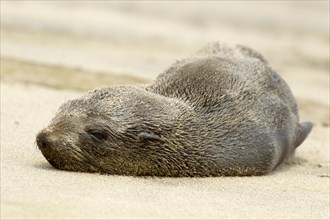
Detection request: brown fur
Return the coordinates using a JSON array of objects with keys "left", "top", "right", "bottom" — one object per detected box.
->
[{"left": 36, "top": 42, "right": 313, "bottom": 177}]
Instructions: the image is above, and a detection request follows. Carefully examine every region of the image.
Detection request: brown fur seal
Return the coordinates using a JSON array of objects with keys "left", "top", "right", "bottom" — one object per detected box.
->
[{"left": 36, "top": 42, "right": 313, "bottom": 177}]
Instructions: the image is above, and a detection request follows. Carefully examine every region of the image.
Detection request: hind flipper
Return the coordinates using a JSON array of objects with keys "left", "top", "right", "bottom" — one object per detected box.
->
[{"left": 295, "top": 122, "right": 313, "bottom": 148}]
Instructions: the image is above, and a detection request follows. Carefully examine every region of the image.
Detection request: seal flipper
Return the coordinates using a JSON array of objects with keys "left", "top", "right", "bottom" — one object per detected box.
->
[{"left": 295, "top": 122, "right": 313, "bottom": 148}]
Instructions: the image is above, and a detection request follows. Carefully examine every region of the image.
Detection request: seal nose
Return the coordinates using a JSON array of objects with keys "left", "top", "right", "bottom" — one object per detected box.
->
[{"left": 36, "top": 132, "right": 48, "bottom": 148}]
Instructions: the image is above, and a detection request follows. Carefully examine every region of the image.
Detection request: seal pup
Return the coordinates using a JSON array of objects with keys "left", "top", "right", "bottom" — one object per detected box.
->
[{"left": 36, "top": 42, "right": 313, "bottom": 177}]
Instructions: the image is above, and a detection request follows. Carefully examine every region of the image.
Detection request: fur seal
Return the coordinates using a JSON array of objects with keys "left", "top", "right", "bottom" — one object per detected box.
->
[{"left": 36, "top": 42, "right": 313, "bottom": 177}]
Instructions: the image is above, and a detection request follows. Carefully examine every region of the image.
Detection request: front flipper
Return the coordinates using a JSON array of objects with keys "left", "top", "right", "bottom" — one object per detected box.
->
[{"left": 295, "top": 122, "right": 313, "bottom": 148}]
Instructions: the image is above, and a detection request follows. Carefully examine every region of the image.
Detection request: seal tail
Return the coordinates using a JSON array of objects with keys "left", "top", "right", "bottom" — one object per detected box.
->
[{"left": 295, "top": 122, "right": 313, "bottom": 148}]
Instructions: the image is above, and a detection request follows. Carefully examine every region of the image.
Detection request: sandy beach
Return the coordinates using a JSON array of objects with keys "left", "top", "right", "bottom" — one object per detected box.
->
[{"left": 1, "top": 2, "right": 329, "bottom": 219}]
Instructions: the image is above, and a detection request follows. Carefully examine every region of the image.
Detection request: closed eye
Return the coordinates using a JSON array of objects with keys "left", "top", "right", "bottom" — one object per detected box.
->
[{"left": 88, "top": 131, "right": 107, "bottom": 141}]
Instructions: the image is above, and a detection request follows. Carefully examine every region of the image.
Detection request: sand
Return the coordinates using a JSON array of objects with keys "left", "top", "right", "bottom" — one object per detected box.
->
[{"left": 1, "top": 2, "right": 329, "bottom": 219}]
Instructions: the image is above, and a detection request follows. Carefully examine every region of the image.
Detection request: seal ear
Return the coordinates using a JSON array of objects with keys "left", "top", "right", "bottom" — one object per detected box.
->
[{"left": 138, "top": 132, "right": 164, "bottom": 143}]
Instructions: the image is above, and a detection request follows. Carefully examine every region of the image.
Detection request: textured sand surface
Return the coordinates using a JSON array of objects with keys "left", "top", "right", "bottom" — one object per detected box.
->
[{"left": 1, "top": 2, "right": 329, "bottom": 219}]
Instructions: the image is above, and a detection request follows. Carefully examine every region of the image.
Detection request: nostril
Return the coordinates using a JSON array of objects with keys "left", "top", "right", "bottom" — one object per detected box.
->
[{"left": 36, "top": 133, "right": 48, "bottom": 148}]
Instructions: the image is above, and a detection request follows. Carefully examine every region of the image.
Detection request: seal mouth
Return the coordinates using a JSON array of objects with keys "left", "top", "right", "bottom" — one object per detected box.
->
[{"left": 39, "top": 145, "right": 100, "bottom": 173}]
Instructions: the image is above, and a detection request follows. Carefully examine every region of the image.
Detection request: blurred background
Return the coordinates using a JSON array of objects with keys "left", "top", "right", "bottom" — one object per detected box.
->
[
  {"left": 1, "top": 1, "right": 329, "bottom": 123},
  {"left": 1, "top": 1, "right": 328, "bottom": 75}
]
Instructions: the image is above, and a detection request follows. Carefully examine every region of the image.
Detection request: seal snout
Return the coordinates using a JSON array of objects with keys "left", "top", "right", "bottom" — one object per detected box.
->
[{"left": 36, "top": 132, "right": 49, "bottom": 149}]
